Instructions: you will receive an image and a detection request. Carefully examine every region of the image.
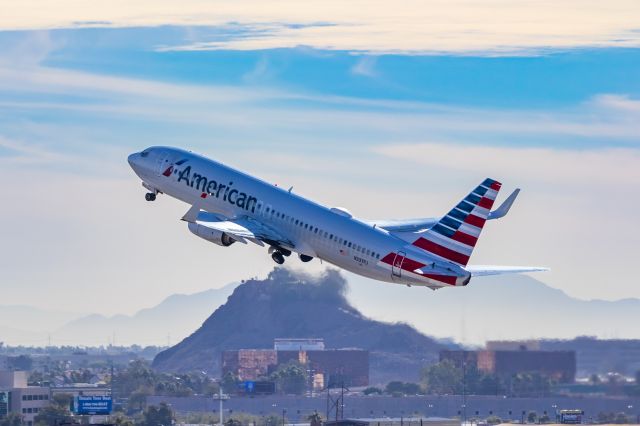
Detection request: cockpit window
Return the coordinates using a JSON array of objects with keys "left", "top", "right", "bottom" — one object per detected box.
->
[{"left": 140, "top": 149, "right": 151, "bottom": 158}]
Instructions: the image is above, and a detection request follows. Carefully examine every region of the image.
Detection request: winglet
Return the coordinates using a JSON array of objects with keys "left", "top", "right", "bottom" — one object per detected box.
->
[{"left": 488, "top": 188, "right": 520, "bottom": 220}]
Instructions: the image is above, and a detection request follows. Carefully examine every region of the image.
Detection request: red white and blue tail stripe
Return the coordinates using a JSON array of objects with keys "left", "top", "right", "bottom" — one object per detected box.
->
[{"left": 412, "top": 178, "right": 502, "bottom": 266}]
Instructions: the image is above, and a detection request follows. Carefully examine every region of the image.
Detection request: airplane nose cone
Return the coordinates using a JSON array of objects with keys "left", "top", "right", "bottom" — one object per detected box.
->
[{"left": 128, "top": 152, "right": 140, "bottom": 170}]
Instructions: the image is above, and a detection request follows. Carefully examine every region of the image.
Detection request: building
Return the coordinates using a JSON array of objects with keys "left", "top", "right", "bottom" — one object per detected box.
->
[
  {"left": 275, "top": 338, "right": 325, "bottom": 351},
  {"left": 440, "top": 348, "right": 576, "bottom": 383},
  {"left": 0, "top": 371, "right": 51, "bottom": 426},
  {"left": 222, "top": 350, "right": 277, "bottom": 382},
  {"left": 486, "top": 340, "right": 541, "bottom": 351},
  {"left": 222, "top": 339, "right": 369, "bottom": 389}
]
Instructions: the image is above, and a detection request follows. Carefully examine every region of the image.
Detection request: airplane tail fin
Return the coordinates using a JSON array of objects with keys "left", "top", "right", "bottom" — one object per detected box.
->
[{"left": 411, "top": 178, "right": 502, "bottom": 266}]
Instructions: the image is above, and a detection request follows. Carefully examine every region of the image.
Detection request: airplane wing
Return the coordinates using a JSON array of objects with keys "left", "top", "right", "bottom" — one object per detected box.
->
[
  {"left": 367, "top": 189, "right": 520, "bottom": 232},
  {"left": 464, "top": 265, "right": 549, "bottom": 277},
  {"left": 182, "top": 206, "right": 294, "bottom": 249}
]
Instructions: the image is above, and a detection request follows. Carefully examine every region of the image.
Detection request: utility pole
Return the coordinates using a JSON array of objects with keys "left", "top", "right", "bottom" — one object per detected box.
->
[
  {"left": 214, "top": 386, "right": 229, "bottom": 426},
  {"left": 462, "top": 358, "right": 467, "bottom": 425}
]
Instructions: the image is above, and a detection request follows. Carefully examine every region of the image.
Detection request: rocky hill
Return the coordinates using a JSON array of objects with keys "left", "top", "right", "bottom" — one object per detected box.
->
[{"left": 152, "top": 267, "right": 455, "bottom": 383}]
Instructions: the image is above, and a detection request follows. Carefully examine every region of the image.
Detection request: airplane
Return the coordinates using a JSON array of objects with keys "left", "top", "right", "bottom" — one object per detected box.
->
[{"left": 128, "top": 146, "right": 547, "bottom": 290}]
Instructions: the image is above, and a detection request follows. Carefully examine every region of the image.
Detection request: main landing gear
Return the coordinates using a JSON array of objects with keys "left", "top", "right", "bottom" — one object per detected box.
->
[
  {"left": 145, "top": 193, "right": 157, "bottom": 202},
  {"left": 271, "top": 251, "right": 285, "bottom": 265}
]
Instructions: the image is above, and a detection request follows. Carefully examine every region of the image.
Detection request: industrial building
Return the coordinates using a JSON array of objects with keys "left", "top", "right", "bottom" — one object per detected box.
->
[
  {"left": 222, "top": 338, "right": 369, "bottom": 389},
  {"left": 440, "top": 342, "right": 576, "bottom": 383}
]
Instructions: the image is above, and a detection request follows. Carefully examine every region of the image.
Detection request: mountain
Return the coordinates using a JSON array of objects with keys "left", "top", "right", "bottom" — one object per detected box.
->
[
  {"left": 50, "top": 283, "right": 238, "bottom": 346},
  {"left": 345, "top": 272, "right": 640, "bottom": 345},
  {"left": 152, "top": 268, "right": 455, "bottom": 383},
  {"left": 0, "top": 305, "right": 84, "bottom": 346}
]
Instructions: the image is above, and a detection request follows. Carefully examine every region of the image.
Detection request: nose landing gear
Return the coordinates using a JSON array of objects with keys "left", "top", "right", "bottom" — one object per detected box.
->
[{"left": 145, "top": 193, "right": 157, "bottom": 201}]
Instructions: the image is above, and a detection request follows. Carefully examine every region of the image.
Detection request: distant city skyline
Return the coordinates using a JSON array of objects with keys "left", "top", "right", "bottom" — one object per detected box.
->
[{"left": 0, "top": 2, "right": 639, "bottom": 322}]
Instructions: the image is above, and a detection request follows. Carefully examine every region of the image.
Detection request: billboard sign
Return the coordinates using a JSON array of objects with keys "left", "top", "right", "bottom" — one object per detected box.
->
[
  {"left": 74, "top": 395, "right": 112, "bottom": 415},
  {"left": 0, "top": 391, "right": 9, "bottom": 417}
]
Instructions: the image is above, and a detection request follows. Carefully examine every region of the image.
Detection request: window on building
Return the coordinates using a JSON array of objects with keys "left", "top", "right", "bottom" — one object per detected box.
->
[{"left": 348, "top": 242, "right": 352, "bottom": 247}]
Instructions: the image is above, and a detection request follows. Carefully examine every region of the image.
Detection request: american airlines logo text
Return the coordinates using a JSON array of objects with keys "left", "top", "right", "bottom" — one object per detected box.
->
[{"left": 176, "top": 165, "right": 258, "bottom": 213}]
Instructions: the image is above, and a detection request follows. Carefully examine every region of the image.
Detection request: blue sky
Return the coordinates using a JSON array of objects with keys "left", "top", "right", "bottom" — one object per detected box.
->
[{"left": 0, "top": 2, "right": 639, "bottom": 345}]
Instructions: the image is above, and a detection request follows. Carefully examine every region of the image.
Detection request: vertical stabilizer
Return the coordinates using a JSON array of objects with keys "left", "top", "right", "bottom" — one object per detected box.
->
[{"left": 411, "top": 178, "right": 502, "bottom": 266}]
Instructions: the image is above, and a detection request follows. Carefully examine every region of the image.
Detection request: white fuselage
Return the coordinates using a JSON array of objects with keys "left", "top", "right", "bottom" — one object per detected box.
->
[{"left": 128, "top": 147, "right": 468, "bottom": 289}]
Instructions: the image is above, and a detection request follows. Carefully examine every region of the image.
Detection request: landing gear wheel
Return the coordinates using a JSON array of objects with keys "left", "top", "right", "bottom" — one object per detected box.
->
[
  {"left": 145, "top": 193, "right": 156, "bottom": 201},
  {"left": 271, "top": 251, "right": 285, "bottom": 265},
  {"left": 299, "top": 254, "right": 313, "bottom": 263}
]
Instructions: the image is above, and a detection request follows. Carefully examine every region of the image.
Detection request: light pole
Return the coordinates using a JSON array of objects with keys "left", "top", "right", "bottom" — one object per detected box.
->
[{"left": 213, "top": 386, "right": 230, "bottom": 426}]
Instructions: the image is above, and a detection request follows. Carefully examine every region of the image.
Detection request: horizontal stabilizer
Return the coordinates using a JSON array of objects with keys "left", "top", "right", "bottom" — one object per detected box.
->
[{"left": 465, "top": 265, "right": 549, "bottom": 277}]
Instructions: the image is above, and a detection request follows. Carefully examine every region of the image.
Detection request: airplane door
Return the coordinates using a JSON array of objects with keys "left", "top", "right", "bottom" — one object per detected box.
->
[{"left": 391, "top": 251, "right": 406, "bottom": 279}]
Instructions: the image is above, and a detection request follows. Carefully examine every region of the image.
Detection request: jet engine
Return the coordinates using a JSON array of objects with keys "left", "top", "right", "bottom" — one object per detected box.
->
[{"left": 188, "top": 222, "right": 235, "bottom": 246}]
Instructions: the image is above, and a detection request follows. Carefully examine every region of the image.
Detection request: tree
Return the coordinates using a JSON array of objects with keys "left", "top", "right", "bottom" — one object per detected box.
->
[
  {"left": 52, "top": 392, "right": 73, "bottom": 409},
  {"left": 270, "top": 361, "right": 307, "bottom": 395},
  {"left": 128, "top": 386, "right": 153, "bottom": 412},
  {"left": 139, "top": 402, "right": 174, "bottom": 426},
  {"left": 385, "top": 382, "right": 422, "bottom": 396},
  {"left": 527, "top": 411, "right": 537, "bottom": 424},
  {"left": 7, "top": 355, "right": 33, "bottom": 371},
  {"left": 363, "top": 386, "right": 383, "bottom": 395},
  {"left": 110, "top": 412, "right": 135, "bottom": 426},
  {"left": 34, "top": 392, "right": 74, "bottom": 426},
  {"left": 486, "top": 415, "right": 502, "bottom": 425},
  {"left": 421, "top": 360, "right": 462, "bottom": 395},
  {"left": 307, "top": 412, "right": 323, "bottom": 426},
  {"left": 0, "top": 412, "right": 23, "bottom": 426},
  {"left": 222, "top": 371, "right": 240, "bottom": 394},
  {"left": 34, "top": 406, "right": 74, "bottom": 426}
]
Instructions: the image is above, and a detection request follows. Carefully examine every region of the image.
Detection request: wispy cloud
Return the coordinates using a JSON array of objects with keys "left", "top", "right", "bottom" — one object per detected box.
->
[
  {"left": 350, "top": 56, "right": 378, "bottom": 77},
  {"left": 2, "top": 1, "right": 640, "bottom": 54}
]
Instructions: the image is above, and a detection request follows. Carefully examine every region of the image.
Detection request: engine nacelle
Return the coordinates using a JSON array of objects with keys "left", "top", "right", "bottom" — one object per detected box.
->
[{"left": 188, "top": 223, "right": 235, "bottom": 247}]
